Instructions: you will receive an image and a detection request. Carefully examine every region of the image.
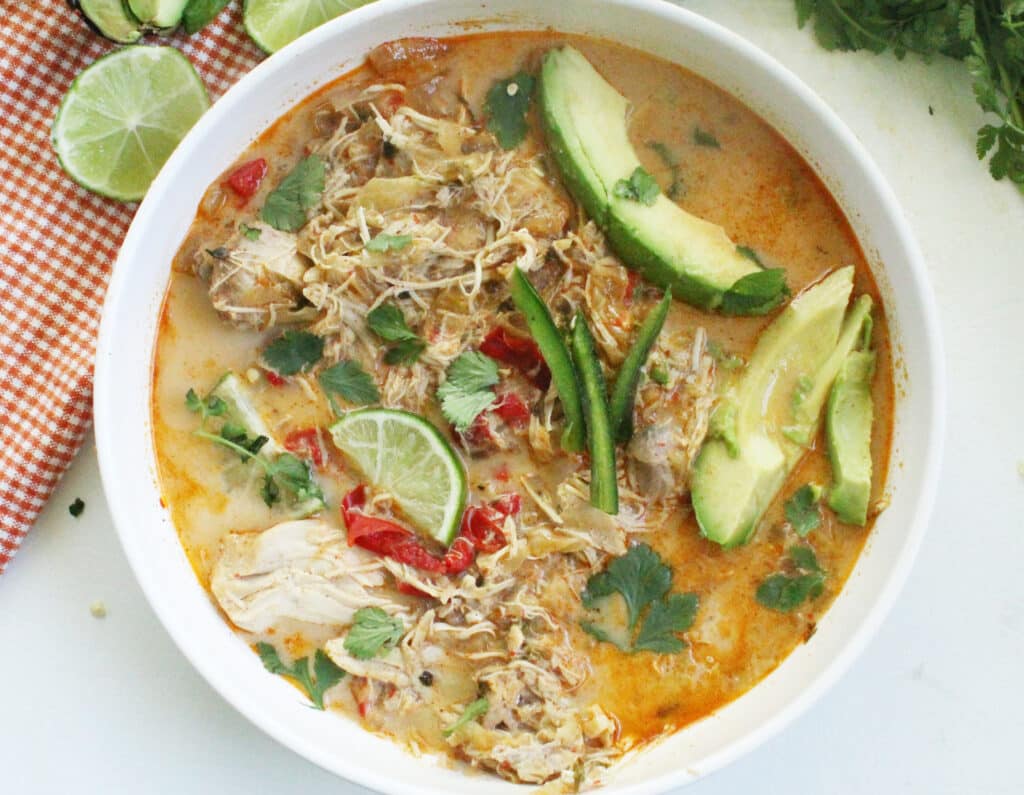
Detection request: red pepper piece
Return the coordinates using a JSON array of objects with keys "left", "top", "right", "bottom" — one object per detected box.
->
[
  {"left": 226, "top": 158, "right": 268, "bottom": 199},
  {"left": 492, "top": 392, "right": 531, "bottom": 429},
  {"left": 442, "top": 536, "right": 475, "bottom": 574},
  {"left": 459, "top": 494, "right": 520, "bottom": 555},
  {"left": 480, "top": 327, "right": 551, "bottom": 390},
  {"left": 396, "top": 581, "right": 432, "bottom": 598},
  {"left": 283, "top": 428, "right": 325, "bottom": 468},
  {"left": 264, "top": 369, "right": 286, "bottom": 387},
  {"left": 625, "top": 270, "right": 641, "bottom": 304},
  {"left": 341, "top": 486, "right": 445, "bottom": 573}
]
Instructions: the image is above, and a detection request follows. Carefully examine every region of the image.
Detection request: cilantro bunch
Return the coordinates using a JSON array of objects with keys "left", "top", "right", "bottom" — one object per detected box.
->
[{"left": 796, "top": 0, "right": 1024, "bottom": 190}]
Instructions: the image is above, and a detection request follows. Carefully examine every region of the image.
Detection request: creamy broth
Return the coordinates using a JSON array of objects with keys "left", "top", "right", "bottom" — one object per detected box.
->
[{"left": 153, "top": 32, "right": 893, "bottom": 787}]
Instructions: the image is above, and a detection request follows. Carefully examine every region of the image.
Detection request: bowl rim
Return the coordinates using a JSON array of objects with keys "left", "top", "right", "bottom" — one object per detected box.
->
[{"left": 93, "top": 1, "right": 946, "bottom": 792}]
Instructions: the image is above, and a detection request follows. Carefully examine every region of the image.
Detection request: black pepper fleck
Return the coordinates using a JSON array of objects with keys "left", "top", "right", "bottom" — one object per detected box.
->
[
  {"left": 419, "top": 671, "right": 434, "bottom": 686},
  {"left": 382, "top": 139, "right": 398, "bottom": 159}
]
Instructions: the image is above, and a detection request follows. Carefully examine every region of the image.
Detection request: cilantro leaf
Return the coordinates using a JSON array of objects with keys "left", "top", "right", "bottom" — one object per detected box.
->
[
  {"left": 720, "top": 269, "right": 790, "bottom": 316},
  {"left": 255, "top": 642, "right": 345, "bottom": 710},
  {"left": 634, "top": 593, "right": 699, "bottom": 653},
  {"left": 261, "top": 155, "right": 325, "bottom": 232},
  {"left": 612, "top": 166, "right": 660, "bottom": 206},
  {"left": 240, "top": 223, "right": 262, "bottom": 240},
  {"left": 344, "top": 607, "right": 405, "bottom": 660},
  {"left": 485, "top": 72, "right": 535, "bottom": 149},
  {"left": 182, "top": 0, "right": 229, "bottom": 34},
  {"left": 368, "top": 304, "right": 418, "bottom": 342},
  {"left": 707, "top": 340, "right": 744, "bottom": 370},
  {"left": 443, "top": 697, "right": 490, "bottom": 737},
  {"left": 581, "top": 544, "right": 698, "bottom": 654},
  {"left": 437, "top": 351, "right": 499, "bottom": 432},
  {"left": 784, "top": 483, "right": 824, "bottom": 537},
  {"left": 756, "top": 545, "right": 826, "bottom": 612},
  {"left": 693, "top": 126, "right": 721, "bottom": 148},
  {"left": 365, "top": 233, "right": 412, "bottom": 253},
  {"left": 319, "top": 360, "right": 380, "bottom": 410},
  {"left": 645, "top": 141, "right": 684, "bottom": 199},
  {"left": 384, "top": 339, "right": 427, "bottom": 365},
  {"left": 262, "top": 330, "right": 324, "bottom": 376},
  {"left": 69, "top": 497, "right": 85, "bottom": 518},
  {"left": 185, "top": 388, "right": 227, "bottom": 423}
]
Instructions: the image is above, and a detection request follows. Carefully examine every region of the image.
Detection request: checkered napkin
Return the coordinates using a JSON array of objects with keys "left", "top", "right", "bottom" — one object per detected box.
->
[{"left": 0, "top": 1, "right": 263, "bottom": 573}]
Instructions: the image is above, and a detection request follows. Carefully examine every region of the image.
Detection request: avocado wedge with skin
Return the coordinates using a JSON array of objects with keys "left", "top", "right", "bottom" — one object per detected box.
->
[
  {"left": 539, "top": 46, "right": 786, "bottom": 313},
  {"left": 692, "top": 267, "right": 870, "bottom": 547},
  {"left": 827, "top": 350, "right": 876, "bottom": 525}
]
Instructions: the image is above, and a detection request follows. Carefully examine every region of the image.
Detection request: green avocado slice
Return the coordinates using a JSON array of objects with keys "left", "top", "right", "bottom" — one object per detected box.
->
[
  {"left": 538, "top": 46, "right": 784, "bottom": 312},
  {"left": 827, "top": 350, "right": 876, "bottom": 526},
  {"left": 691, "top": 267, "right": 859, "bottom": 547}
]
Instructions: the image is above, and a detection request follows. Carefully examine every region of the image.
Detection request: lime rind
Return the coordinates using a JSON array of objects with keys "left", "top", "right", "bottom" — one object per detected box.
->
[
  {"left": 52, "top": 46, "right": 210, "bottom": 202},
  {"left": 243, "top": 0, "right": 374, "bottom": 54},
  {"left": 329, "top": 409, "right": 467, "bottom": 545}
]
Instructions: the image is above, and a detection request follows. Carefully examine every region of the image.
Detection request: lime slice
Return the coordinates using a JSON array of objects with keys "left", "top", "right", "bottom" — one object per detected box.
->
[
  {"left": 329, "top": 409, "right": 467, "bottom": 545},
  {"left": 243, "top": 0, "right": 375, "bottom": 54},
  {"left": 52, "top": 46, "right": 210, "bottom": 202}
]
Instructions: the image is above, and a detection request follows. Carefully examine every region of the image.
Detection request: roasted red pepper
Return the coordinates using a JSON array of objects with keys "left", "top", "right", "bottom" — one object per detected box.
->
[
  {"left": 283, "top": 428, "right": 325, "bottom": 468},
  {"left": 226, "top": 158, "right": 268, "bottom": 199},
  {"left": 492, "top": 392, "right": 531, "bottom": 429},
  {"left": 460, "top": 493, "right": 520, "bottom": 554},
  {"left": 480, "top": 327, "right": 551, "bottom": 390}
]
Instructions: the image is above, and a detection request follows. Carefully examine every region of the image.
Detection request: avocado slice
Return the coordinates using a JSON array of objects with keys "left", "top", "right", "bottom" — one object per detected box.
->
[
  {"left": 539, "top": 46, "right": 785, "bottom": 312},
  {"left": 827, "top": 351, "right": 876, "bottom": 525},
  {"left": 691, "top": 267, "right": 861, "bottom": 547}
]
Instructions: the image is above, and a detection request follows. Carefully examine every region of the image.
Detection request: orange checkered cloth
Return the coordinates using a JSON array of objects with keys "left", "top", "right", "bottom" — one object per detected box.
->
[{"left": 0, "top": 1, "right": 263, "bottom": 572}]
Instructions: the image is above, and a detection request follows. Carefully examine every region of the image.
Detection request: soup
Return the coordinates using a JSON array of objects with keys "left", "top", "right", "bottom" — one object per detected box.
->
[{"left": 152, "top": 32, "right": 893, "bottom": 790}]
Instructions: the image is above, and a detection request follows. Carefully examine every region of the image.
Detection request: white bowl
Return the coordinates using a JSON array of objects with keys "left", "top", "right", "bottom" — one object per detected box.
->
[{"left": 93, "top": 1, "right": 945, "bottom": 792}]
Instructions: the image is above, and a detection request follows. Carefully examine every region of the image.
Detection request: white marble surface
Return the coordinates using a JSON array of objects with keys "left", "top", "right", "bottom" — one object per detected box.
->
[{"left": 3, "top": 1, "right": 1022, "bottom": 792}]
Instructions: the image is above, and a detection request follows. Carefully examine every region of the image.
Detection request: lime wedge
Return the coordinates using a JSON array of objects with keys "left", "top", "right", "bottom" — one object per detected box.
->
[
  {"left": 52, "top": 46, "right": 210, "bottom": 202},
  {"left": 243, "top": 0, "right": 375, "bottom": 54},
  {"left": 329, "top": 409, "right": 467, "bottom": 545}
]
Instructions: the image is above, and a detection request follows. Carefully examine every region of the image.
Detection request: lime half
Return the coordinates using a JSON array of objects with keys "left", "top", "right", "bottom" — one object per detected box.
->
[
  {"left": 330, "top": 409, "right": 467, "bottom": 545},
  {"left": 243, "top": 0, "right": 375, "bottom": 54},
  {"left": 52, "top": 46, "right": 210, "bottom": 202}
]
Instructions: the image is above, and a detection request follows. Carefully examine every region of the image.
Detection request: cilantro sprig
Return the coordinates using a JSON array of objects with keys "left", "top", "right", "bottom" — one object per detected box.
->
[
  {"left": 795, "top": 1, "right": 1024, "bottom": 190},
  {"left": 784, "top": 483, "right": 825, "bottom": 537},
  {"left": 693, "top": 125, "right": 721, "bottom": 148},
  {"left": 368, "top": 303, "right": 426, "bottom": 365},
  {"left": 437, "top": 351, "right": 500, "bottom": 432},
  {"left": 484, "top": 72, "right": 536, "bottom": 149},
  {"left": 443, "top": 697, "right": 490, "bottom": 737},
  {"left": 262, "top": 330, "right": 324, "bottom": 376},
  {"left": 256, "top": 643, "right": 345, "bottom": 710},
  {"left": 261, "top": 155, "right": 325, "bottom": 232},
  {"left": 612, "top": 166, "right": 660, "bottom": 205},
  {"left": 646, "top": 140, "right": 684, "bottom": 199},
  {"left": 580, "top": 544, "right": 699, "bottom": 654},
  {"left": 343, "top": 607, "right": 405, "bottom": 660},
  {"left": 185, "top": 388, "right": 227, "bottom": 423},
  {"left": 365, "top": 233, "right": 412, "bottom": 253},
  {"left": 720, "top": 269, "right": 790, "bottom": 316},
  {"left": 319, "top": 360, "right": 380, "bottom": 412},
  {"left": 756, "top": 545, "right": 827, "bottom": 613}
]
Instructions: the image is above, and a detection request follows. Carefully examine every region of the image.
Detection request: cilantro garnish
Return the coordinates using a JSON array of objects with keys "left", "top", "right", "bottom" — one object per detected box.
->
[
  {"left": 185, "top": 388, "right": 227, "bottom": 423},
  {"left": 368, "top": 303, "right": 426, "bottom": 365},
  {"left": 645, "top": 141, "right": 684, "bottom": 199},
  {"left": 206, "top": 247, "right": 228, "bottom": 259},
  {"left": 69, "top": 497, "right": 85, "bottom": 518},
  {"left": 240, "top": 223, "right": 262, "bottom": 241},
  {"left": 484, "top": 72, "right": 536, "bottom": 149},
  {"left": 706, "top": 340, "right": 744, "bottom": 370},
  {"left": 219, "top": 423, "right": 269, "bottom": 460},
  {"left": 580, "top": 543, "right": 699, "bottom": 654},
  {"left": 365, "top": 233, "right": 412, "bottom": 253},
  {"left": 612, "top": 166, "right": 660, "bottom": 206},
  {"left": 736, "top": 245, "right": 764, "bottom": 267},
  {"left": 343, "top": 607, "right": 405, "bottom": 660},
  {"left": 319, "top": 360, "right": 380, "bottom": 412},
  {"left": 443, "top": 697, "right": 490, "bottom": 737},
  {"left": 785, "top": 483, "right": 825, "bottom": 537},
  {"left": 437, "top": 351, "right": 500, "bottom": 432},
  {"left": 256, "top": 643, "right": 345, "bottom": 710},
  {"left": 261, "top": 155, "right": 325, "bottom": 232},
  {"left": 262, "top": 330, "right": 324, "bottom": 376},
  {"left": 693, "top": 125, "right": 721, "bottom": 148},
  {"left": 756, "top": 546, "right": 826, "bottom": 613},
  {"left": 720, "top": 269, "right": 790, "bottom": 316}
]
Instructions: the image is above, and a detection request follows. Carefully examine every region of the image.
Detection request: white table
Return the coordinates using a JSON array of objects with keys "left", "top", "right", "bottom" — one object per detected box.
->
[{"left": 3, "top": 2, "right": 1021, "bottom": 792}]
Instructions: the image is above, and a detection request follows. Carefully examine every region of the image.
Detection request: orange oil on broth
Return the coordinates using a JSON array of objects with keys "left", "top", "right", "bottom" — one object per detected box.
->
[{"left": 152, "top": 32, "right": 894, "bottom": 755}]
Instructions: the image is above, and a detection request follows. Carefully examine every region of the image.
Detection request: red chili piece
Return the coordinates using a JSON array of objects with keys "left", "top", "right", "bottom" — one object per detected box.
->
[
  {"left": 226, "top": 158, "right": 268, "bottom": 199},
  {"left": 396, "top": 581, "right": 432, "bottom": 599},
  {"left": 264, "top": 369, "right": 286, "bottom": 387},
  {"left": 283, "top": 428, "right": 325, "bottom": 468},
  {"left": 492, "top": 392, "right": 531, "bottom": 429},
  {"left": 341, "top": 486, "right": 445, "bottom": 573},
  {"left": 480, "top": 327, "right": 551, "bottom": 390},
  {"left": 625, "top": 270, "right": 641, "bottom": 304},
  {"left": 459, "top": 494, "right": 520, "bottom": 555}
]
